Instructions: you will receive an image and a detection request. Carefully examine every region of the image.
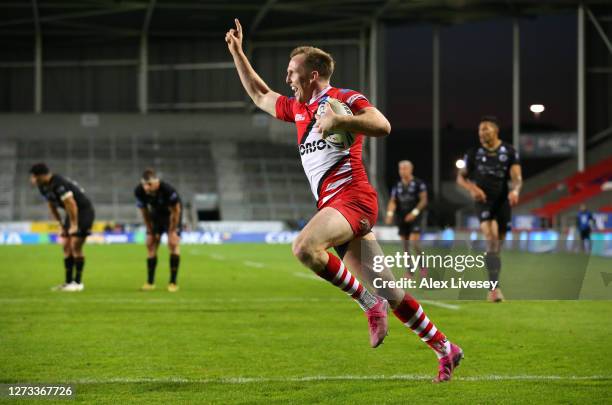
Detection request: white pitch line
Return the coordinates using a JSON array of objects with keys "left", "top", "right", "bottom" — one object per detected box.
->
[
  {"left": 420, "top": 300, "right": 460, "bottom": 311},
  {"left": 292, "top": 273, "right": 460, "bottom": 310},
  {"left": 0, "top": 297, "right": 347, "bottom": 304},
  {"left": 65, "top": 374, "right": 612, "bottom": 385},
  {"left": 209, "top": 253, "right": 225, "bottom": 260},
  {"left": 0, "top": 296, "right": 459, "bottom": 310},
  {"left": 243, "top": 261, "right": 265, "bottom": 268},
  {"left": 293, "top": 272, "right": 324, "bottom": 281}
]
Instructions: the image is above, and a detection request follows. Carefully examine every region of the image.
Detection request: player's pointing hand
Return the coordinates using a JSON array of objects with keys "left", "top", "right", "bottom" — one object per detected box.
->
[
  {"left": 225, "top": 18, "right": 244, "bottom": 54},
  {"left": 235, "top": 18, "right": 243, "bottom": 37}
]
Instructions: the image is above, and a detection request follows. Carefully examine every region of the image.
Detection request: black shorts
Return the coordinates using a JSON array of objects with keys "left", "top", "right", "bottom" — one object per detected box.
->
[
  {"left": 63, "top": 208, "right": 95, "bottom": 238},
  {"left": 579, "top": 228, "right": 591, "bottom": 240},
  {"left": 476, "top": 197, "right": 512, "bottom": 235},
  {"left": 151, "top": 216, "right": 183, "bottom": 236},
  {"left": 397, "top": 215, "right": 424, "bottom": 237}
]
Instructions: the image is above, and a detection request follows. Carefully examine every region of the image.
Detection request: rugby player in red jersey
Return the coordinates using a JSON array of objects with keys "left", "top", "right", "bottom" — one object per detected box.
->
[{"left": 226, "top": 19, "right": 462, "bottom": 382}]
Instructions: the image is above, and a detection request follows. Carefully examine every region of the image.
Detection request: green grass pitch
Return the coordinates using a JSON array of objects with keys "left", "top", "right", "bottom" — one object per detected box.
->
[{"left": 1, "top": 244, "right": 611, "bottom": 404}]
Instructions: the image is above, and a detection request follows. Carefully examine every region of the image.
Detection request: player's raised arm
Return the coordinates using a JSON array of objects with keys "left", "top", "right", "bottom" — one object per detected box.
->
[{"left": 225, "top": 19, "right": 281, "bottom": 116}]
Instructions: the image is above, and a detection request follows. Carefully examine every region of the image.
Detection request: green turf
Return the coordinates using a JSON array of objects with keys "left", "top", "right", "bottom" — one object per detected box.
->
[{"left": 0, "top": 244, "right": 611, "bottom": 404}]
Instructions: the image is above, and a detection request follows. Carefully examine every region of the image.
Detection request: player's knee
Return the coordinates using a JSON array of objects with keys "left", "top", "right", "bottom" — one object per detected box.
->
[
  {"left": 481, "top": 227, "right": 494, "bottom": 240},
  {"left": 70, "top": 241, "right": 82, "bottom": 254},
  {"left": 291, "top": 241, "right": 309, "bottom": 263},
  {"left": 292, "top": 238, "right": 316, "bottom": 266}
]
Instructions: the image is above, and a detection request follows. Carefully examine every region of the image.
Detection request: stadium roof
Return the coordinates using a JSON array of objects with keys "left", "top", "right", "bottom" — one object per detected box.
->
[{"left": 0, "top": 0, "right": 610, "bottom": 42}]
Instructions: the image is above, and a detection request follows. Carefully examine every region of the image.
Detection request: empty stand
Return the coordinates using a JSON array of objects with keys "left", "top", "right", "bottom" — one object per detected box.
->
[
  {"left": 235, "top": 142, "right": 315, "bottom": 221},
  {"left": 13, "top": 133, "right": 216, "bottom": 222}
]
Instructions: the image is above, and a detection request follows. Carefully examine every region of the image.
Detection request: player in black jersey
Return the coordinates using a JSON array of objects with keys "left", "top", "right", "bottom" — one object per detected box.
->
[
  {"left": 29, "top": 163, "right": 95, "bottom": 292},
  {"left": 385, "top": 161, "right": 428, "bottom": 277},
  {"left": 457, "top": 116, "right": 522, "bottom": 302},
  {"left": 134, "top": 169, "right": 182, "bottom": 292}
]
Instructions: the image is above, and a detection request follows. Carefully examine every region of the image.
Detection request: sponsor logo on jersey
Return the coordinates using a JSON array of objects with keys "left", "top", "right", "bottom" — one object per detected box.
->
[
  {"left": 299, "top": 139, "right": 331, "bottom": 156},
  {"left": 295, "top": 113, "right": 306, "bottom": 122}
]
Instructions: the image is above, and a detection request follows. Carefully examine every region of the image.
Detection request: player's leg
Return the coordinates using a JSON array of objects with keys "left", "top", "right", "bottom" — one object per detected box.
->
[
  {"left": 342, "top": 232, "right": 463, "bottom": 382},
  {"left": 398, "top": 221, "right": 410, "bottom": 255},
  {"left": 167, "top": 223, "right": 181, "bottom": 292},
  {"left": 481, "top": 219, "right": 503, "bottom": 302},
  {"left": 492, "top": 202, "right": 512, "bottom": 301},
  {"left": 340, "top": 232, "right": 403, "bottom": 306},
  {"left": 583, "top": 229, "right": 592, "bottom": 252},
  {"left": 53, "top": 234, "right": 74, "bottom": 291},
  {"left": 70, "top": 236, "right": 86, "bottom": 291},
  {"left": 398, "top": 234, "right": 414, "bottom": 278},
  {"left": 497, "top": 200, "right": 512, "bottom": 245},
  {"left": 142, "top": 233, "right": 160, "bottom": 290},
  {"left": 63, "top": 235, "right": 74, "bottom": 284},
  {"left": 69, "top": 209, "right": 94, "bottom": 291},
  {"left": 291, "top": 207, "right": 380, "bottom": 314},
  {"left": 400, "top": 234, "right": 410, "bottom": 256},
  {"left": 409, "top": 231, "right": 427, "bottom": 277}
]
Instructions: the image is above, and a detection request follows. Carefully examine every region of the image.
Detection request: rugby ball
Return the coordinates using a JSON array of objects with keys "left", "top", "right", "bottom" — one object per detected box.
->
[{"left": 317, "top": 98, "right": 355, "bottom": 150}]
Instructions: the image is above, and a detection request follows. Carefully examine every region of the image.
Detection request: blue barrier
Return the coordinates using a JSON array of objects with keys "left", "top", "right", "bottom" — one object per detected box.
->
[
  {"left": 0, "top": 231, "right": 300, "bottom": 246},
  {"left": 0, "top": 230, "right": 609, "bottom": 257}
]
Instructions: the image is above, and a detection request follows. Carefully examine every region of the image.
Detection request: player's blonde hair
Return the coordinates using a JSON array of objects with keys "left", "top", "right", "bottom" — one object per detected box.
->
[{"left": 290, "top": 46, "right": 335, "bottom": 79}]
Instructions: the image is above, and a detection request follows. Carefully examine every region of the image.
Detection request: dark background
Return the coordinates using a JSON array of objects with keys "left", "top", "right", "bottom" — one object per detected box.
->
[{"left": 384, "top": 13, "right": 578, "bottom": 193}]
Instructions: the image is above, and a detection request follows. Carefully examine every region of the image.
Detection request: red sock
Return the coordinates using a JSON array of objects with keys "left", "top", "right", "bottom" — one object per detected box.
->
[
  {"left": 392, "top": 293, "right": 450, "bottom": 358},
  {"left": 317, "top": 252, "right": 377, "bottom": 311}
]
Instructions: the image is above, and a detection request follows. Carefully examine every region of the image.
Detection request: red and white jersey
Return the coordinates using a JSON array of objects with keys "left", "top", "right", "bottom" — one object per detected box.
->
[{"left": 275, "top": 86, "right": 373, "bottom": 208}]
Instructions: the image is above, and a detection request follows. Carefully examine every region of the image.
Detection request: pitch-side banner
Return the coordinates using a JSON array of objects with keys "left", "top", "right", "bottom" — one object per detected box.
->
[
  {"left": 0, "top": 231, "right": 300, "bottom": 246},
  {"left": 1, "top": 231, "right": 611, "bottom": 258}
]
